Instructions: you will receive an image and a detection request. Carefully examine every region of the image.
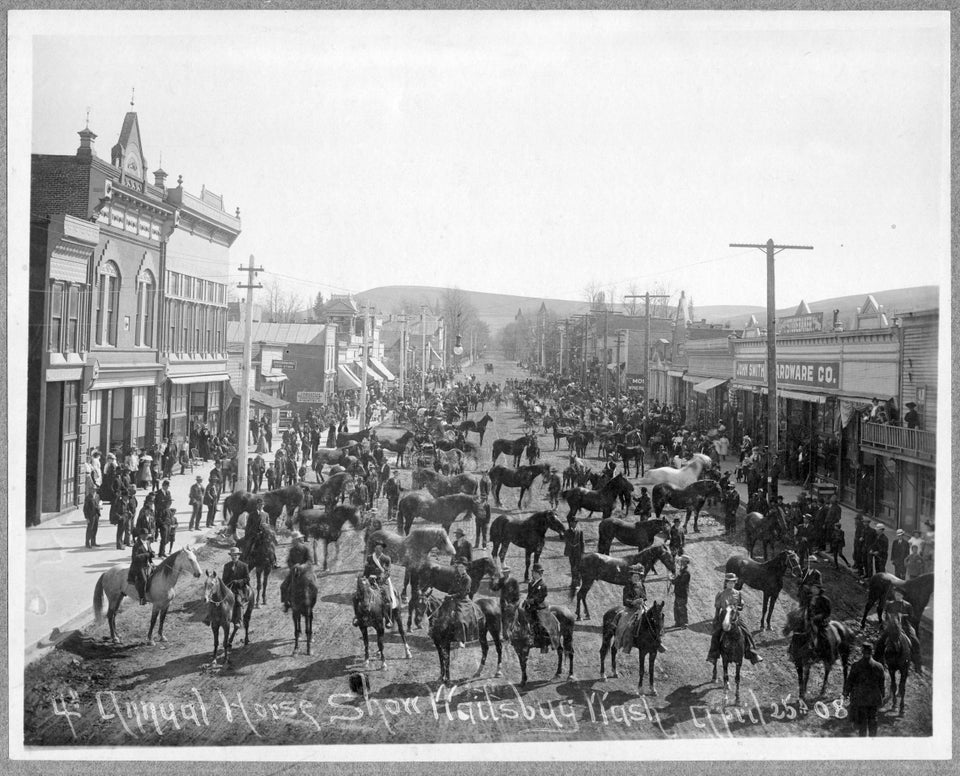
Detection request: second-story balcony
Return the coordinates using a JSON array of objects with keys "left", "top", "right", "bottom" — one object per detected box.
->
[{"left": 860, "top": 419, "right": 936, "bottom": 464}]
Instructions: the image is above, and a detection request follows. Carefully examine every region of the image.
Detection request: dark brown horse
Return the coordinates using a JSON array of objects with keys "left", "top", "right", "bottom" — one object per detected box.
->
[
  {"left": 400, "top": 493, "right": 483, "bottom": 535},
  {"left": 458, "top": 413, "right": 494, "bottom": 445},
  {"left": 352, "top": 575, "right": 412, "bottom": 668},
  {"left": 237, "top": 525, "right": 276, "bottom": 607},
  {"left": 860, "top": 572, "right": 934, "bottom": 634},
  {"left": 562, "top": 473, "right": 635, "bottom": 521},
  {"left": 412, "top": 468, "right": 479, "bottom": 497},
  {"left": 288, "top": 562, "right": 318, "bottom": 655},
  {"left": 573, "top": 544, "right": 676, "bottom": 621},
  {"left": 336, "top": 427, "right": 372, "bottom": 447},
  {"left": 418, "top": 590, "right": 503, "bottom": 684},
  {"left": 878, "top": 612, "right": 912, "bottom": 714},
  {"left": 652, "top": 479, "right": 722, "bottom": 532},
  {"left": 223, "top": 486, "right": 305, "bottom": 531},
  {"left": 597, "top": 517, "right": 669, "bottom": 555},
  {"left": 488, "top": 463, "right": 550, "bottom": 509},
  {"left": 743, "top": 509, "right": 788, "bottom": 560},
  {"left": 409, "top": 556, "right": 502, "bottom": 628},
  {"left": 725, "top": 550, "right": 801, "bottom": 631},
  {"left": 294, "top": 505, "right": 361, "bottom": 570},
  {"left": 712, "top": 604, "right": 745, "bottom": 706},
  {"left": 490, "top": 509, "right": 566, "bottom": 581},
  {"left": 599, "top": 600, "right": 665, "bottom": 695},
  {"left": 491, "top": 434, "right": 534, "bottom": 468},
  {"left": 378, "top": 431, "right": 416, "bottom": 468},
  {"left": 306, "top": 472, "right": 354, "bottom": 508},
  {"left": 783, "top": 609, "right": 853, "bottom": 700},
  {"left": 615, "top": 443, "right": 645, "bottom": 478},
  {"left": 495, "top": 575, "right": 575, "bottom": 687}
]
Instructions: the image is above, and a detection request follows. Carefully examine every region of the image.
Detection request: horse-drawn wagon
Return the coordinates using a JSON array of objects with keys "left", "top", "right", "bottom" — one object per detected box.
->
[
  {"left": 484, "top": 362, "right": 494, "bottom": 374},
  {"left": 415, "top": 442, "right": 436, "bottom": 470}
]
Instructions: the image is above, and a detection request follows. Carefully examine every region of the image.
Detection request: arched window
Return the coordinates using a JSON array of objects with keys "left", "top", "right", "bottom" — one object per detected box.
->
[
  {"left": 136, "top": 269, "right": 156, "bottom": 347},
  {"left": 95, "top": 261, "right": 120, "bottom": 346}
]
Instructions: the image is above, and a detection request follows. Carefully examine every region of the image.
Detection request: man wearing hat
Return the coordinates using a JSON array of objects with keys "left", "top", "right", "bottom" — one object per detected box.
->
[
  {"left": 860, "top": 519, "right": 878, "bottom": 579},
  {"left": 203, "top": 475, "right": 219, "bottom": 529},
  {"left": 871, "top": 524, "right": 889, "bottom": 574},
  {"left": 874, "top": 588, "right": 922, "bottom": 673},
  {"left": 523, "top": 564, "right": 558, "bottom": 654},
  {"left": 280, "top": 531, "right": 314, "bottom": 613},
  {"left": 188, "top": 476, "right": 204, "bottom": 531},
  {"left": 798, "top": 563, "right": 824, "bottom": 611},
  {"left": 829, "top": 521, "right": 850, "bottom": 569},
  {"left": 634, "top": 486, "right": 652, "bottom": 519},
  {"left": 707, "top": 572, "right": 763, "bottom": 665},
  {"left": 890, "top": 528, "right": 910, "bottom": 579},
  {"left": 843, "top": 642, "right": 885, "bottom": 737},
  {"left": 804, "top": 581, "right": 832, "bottom": 651},
  {"left": 221, "top": 547, "right": 250, "bottom": 627},
  {"left": 361, "top": 539, "right": 399, "bottom": 627},
  {"left": 669, "top": 518, "right": 685, "bottom": 556},
  {"left": 670, "top": 556, "right": 691, "bottom": 628},
  {"left": 546, "top": 467, "right": 562, "bottom": 510},
  {"left": 615, "top": 564, "right": 664, "bottom": 654},
  {"left": 127, "top": 528, "right": 155, "bottom": 605},
  {"left": 904, "top": 401, "right": 920, "bottom": 430},
  {"left": 852, "top": 514, "right": 866, "bottom": 577},
  {"left": 452, "top": 528, "right": 473, "bottom": 564},
  {"left": 563, "top": 515, "right": 585, "bottom": 596}
]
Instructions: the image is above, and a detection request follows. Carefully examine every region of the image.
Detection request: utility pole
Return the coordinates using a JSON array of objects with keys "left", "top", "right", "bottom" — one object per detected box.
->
[
  {"left": 236, "top": 254, "right": 263, "bottom": 494},
  {"left": 615, "top": 329, "right": 626, "bottom": 404},
  {"left": 625, "top": 292, "right": 670, "bottom": 446},
  {"left": 730, "top": 239, "right": 813, "bottom": 498},
  {"left": 398, "top": 314, "right": 406, "bottom": 399},
  {"left": 420, "top": 305, "right": 427, "bottom": 399},
  {"left": 359, "top": 303, "right": 369, "bottom": 429},
  {"left": 558, "top": 322, "right": 566, "bottom": 377},
  {"left": 571, "top": 314, "right": 587, "bottom": 385}
]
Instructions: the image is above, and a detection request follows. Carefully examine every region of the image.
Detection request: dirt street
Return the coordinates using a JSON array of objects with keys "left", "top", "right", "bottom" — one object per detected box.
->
[{"left": 23, "top": 356, "right": 933, "bottom": 746}]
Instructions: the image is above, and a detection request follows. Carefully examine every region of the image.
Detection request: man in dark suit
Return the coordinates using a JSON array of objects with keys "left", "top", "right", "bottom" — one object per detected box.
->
[
  {"left": 890, "top": 529, "right": 910, "bottom": 578},
  {"left": 222, "top": 547, "right": 250, "bottom": 626},
  {"left": 127, "top": 529, "right": 155, "bottom": 605},
  {"left": 563, "top": 515, "right": 585, "bottom": 595},
  {"left": 83, "top": 490, "right": 101, "bottom": 548},
  {"left": 860, "top": 520, "right": 878, "bottom": 579},
  {"left": 452, "top": 529, "right": 473, "bottom": 564},
  {"left": 188, "top": 476, "right": 204, "bottom": 531},
  {"left": 843, "top": 643, "right": 886, "bottom": 736},
  {"left": 280, "top": 531, "right": 314, "bottom": 613},
  {"left": 523, "top": 564, "right": 557, "bottom": 653},
  {"left": 872, "top": 525, "right": 889, "bottom": 574}
]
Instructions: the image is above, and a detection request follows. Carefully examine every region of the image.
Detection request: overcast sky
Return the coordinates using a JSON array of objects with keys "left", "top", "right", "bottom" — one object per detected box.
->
[{"left": 17, "top": 10, "right": 950, "bottom": 310}]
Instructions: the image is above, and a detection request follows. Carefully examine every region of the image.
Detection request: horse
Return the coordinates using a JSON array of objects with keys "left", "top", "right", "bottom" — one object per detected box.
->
[
  {"left": 524, "top": 435, "right": 540, "bottom": 465},
  {"left": 573, "top": 545, "right": 676, "bottom": 621},
  {"left": 634, "top": 453, "right": 713, "bottom": 489},
  {"left": 288, "top": 562, "right": 318, "bottom": 655},
  {"left": 294, "top": 505, "right": 361, "bottom": 570},
  {"left": 411, "top": 468, "right": 479, "bottom": 497},
  {"left": 615, "top": 443, "right": 645, "bottom": 478},
  {"left": 491, "top": 434, "right": 533, "bottom": 468},
  {"left": 202, "top": 571, "right": 235, "bottom": 668},
  {"left": 725, "top": 550, "right": 802, "bottom": 630},
  {"left": 417, "top": 590, "right": 503, "bottom": 684},
  {"left": 336, "top": 427, "right": 372, "bottom": 447},
  {"left": 365, "top": 525, "right": 458, "bottom": 600},
  {"left": 712, "top": 604, "right": 745, "bottom": 705},
  {"left": 458, "top": 413, "right": 494, "bottom": 445},
  {"left": 860, "top": 572, "right": 934, "bottom": 634},
  {"left": 495, "top": 575, "right": 575, "bottom": 687},
  {"left": 878, "top": 611, "right": 912, "bottom": 714},
  {"left": 409, "top": 556, "right": 502, "bottom": 628},
  {"left": 743, "top": 510, "right": 788, "bottom": 560},
  {"left": 93, "top": 547, "right": 202, "bottom": 645},
  {"left": 488, "top": 463, "right": 551, "bottom": 509},
  {"left": 651, "top": 480, "right": 722, "bottom": 532},
  {"left": 562, "top": 473, "right": 635, "bottom": 521},
  {"left": 237, "top": 524, "right": 277, "bottom": 608},
  {"left": 599, "top": 600, "right": 666, "bottom": 695},
  {"left": 597, "top": 517, "right": 670, "bottom": 555},
  {"left": 782, "top": 609, "right": 853, "bottom": 701},
  {"left": 490, "top": 510, "right": 566, "bottom": 581},
  {"left": 307, "top": 472, "right": 354, "bottom": 508},
  {"left": 399, "top": 493, "right": 482, "bottom": 535},
  {"left": 353, "top": 575, "right": 412, "bottom": 669},
  {"left": 378, "top": 431, "right": 416, "bottom": 468},
  {"left": 223, "top": 486, "right": 305, "bottom": 531}
]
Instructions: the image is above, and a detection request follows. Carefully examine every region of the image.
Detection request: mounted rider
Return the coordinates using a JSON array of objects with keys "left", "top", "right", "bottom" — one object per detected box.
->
[
  {"left": 127, "top": 528, "right": 155, "bottom": 605},
  {"left": 804, "top": 581, "right": 832, "bottom": 651},
  {"left": 280, "top": 531, "right": 314, "bottom": 612},
  {"left": 522, "top": 563, "right": 559, "bottom": 654},
  {"left": 874, "top": 588, "right": 922, "bottom": 672},
  {"left": 615, "top": 564, "right": 666, "bottom": 654},
  {"left": 210, "top": 547, "right": 250, "bottom": 626},
  {"left": 358, "top": 539, "right": 398, "bottom": 628},
  {"left": 707, "top": 572, "right": 763, "bottom": 665},
  {"left": 240, "top": 496, "right": 269, "bottom": 563}
]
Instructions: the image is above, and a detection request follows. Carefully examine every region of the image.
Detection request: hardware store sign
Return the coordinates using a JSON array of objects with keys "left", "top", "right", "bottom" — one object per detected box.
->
[{"left": 735, "top": 360, "right": 840, "bottom": 389}]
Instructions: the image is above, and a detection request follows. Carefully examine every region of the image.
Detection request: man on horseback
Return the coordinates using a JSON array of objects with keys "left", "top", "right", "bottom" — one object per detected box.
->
[
  {"left": 874, "top": 588, "right": 922, "bottom": 673},
  {"left": 804, "top": 582, "right": 832, "bottom": 651},
  {"left": 281, "top": 531, "right": 314, "bottom": 613},
  {"left": 127, "top": 528, "right": 155, "bottom": 605},
  {"left": 707, "top": 572, "right": 763, "bottom": 665},
  {"left": 523, "top": 563, "right": 558, "bottom": 654},
  {"left": 240, "top": 497, "right": 267, "bottom": 563},
  {"left": 359, "top": 540, "right": 398, "bottom": 628},
  {"left": 615, "top": 565, "right": 666, "bottom": 654},
  {"left": 220, "top": 547, "right": 250, "bottom": 627}
]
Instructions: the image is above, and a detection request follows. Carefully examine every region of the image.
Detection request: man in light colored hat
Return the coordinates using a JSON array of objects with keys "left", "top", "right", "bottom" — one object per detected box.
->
[
  {"left": 890, "top": 528, "right": 910, "bottom": 579},
  {"left": 707, "top": 571, "right": 763, "bottom": 666},
  {"left": 280, "top": 530, "right": 314, "bottom": 613}
]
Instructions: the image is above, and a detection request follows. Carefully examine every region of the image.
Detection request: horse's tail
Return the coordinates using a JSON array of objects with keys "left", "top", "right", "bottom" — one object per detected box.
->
[{"left": 93, "top": 575, "right": 106, "bottom": 623}]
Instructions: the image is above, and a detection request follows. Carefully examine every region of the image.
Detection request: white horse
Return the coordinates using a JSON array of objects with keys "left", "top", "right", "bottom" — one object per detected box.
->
[
  {"left": 93, "top": 546, "right": 202, "bottom": 645},
  {"left": 635, "top": 453, "right": 713, "bottom": 490}
]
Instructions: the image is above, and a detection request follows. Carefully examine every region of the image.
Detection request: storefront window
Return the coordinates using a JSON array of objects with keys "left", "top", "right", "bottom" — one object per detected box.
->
[
  {"left": 131, "top": 387, "right": 149, "bottom": 448},
  {"left": 48, "top": 281, "right": 64, "bottom": 351},
  {"left": 918, "top": 468, "right": 935, "bottom": 521}
]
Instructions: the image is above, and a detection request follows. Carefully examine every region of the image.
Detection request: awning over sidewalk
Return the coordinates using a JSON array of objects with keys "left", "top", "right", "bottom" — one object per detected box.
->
[
  {"left": 368, "top": 357, "right": 396, "bottom": 381},
  {"left": 168, "top": 373, "right": 229, "bottom": 385},
  {"left": 248, "top": 389, "right": 289, "bottom": 410},
  {"left": 693, "top": 377, "right": 729, "bottom": 394},
  {"left": 759, "top": 386, "right": 827, "bottom": 404},
  {"left": 337, "top": 364, "right": 362, "bottom": 390}
]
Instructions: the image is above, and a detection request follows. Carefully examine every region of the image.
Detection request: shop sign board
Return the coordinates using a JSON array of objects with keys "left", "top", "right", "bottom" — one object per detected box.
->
[
  {"left": 297, "top": 391, "right": 324, "bottom": 404},
  {"left": 777, "top": 312, "right": 824, "bottom": 335},
  {"left": 734, "top": 359, "right": 840, "bottom": 389}
]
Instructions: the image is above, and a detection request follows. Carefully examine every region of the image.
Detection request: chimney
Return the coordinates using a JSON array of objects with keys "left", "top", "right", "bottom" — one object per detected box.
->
[
  {"left": 77, "top": 126, "right": 97, "bottom": 159},
  {"left": 153, "top": 166, "right": 168, "bottom": 190}
]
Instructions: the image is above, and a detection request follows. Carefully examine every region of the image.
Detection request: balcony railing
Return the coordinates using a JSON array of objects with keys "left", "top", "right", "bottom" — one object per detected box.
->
[{"left": 861, "top": 419, "right": 936, "bottom": 461}]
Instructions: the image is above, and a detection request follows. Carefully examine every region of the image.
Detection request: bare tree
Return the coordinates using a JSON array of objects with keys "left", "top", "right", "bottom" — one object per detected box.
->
[{"left": 260, "top": 279, "right": 304, "bottom": 323}]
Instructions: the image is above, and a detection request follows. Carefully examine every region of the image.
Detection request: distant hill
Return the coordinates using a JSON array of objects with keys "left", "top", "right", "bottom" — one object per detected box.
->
[{"left": 348, "top": 285, "right": 938, "bottom": 333}]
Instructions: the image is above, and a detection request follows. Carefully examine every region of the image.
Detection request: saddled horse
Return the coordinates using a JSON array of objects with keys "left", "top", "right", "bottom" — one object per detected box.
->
[
  {"left": 294, "top": 505, "right": 361, "bottom": 570},
  {"left": 353, "top": 575, "right": 412, "bottom": 669},
  {"left": 725, "top": 550, "right": 802, "bottom": 630},
  {"left": 652, "top": 480, "right": 722, "bottom": 532},
  {"left": 562, "top": 473, "right": 635, "bottom": 521},
  {"left": 860, "top": 572, "right": 934, "bottom": 634},
  {"left": 490, "top": 509, "right": 566, "bottom": 581},
  {"left": 458, "top": 413, "right": 494, "bottom": 445},
  {"left": 878, "top": 611, "right": 912, "bottom": 714},
  {"left": 289, "top": 562, "right": 318, "bottom": 655},
  {"left": 599, "top": 600, "right": 665, "bottom": 695},
  {"left": 409, "top": 557, "right": 502, "bottom": 629},
  {"left": 712, "top": 604, "right": 745, "bottom": 706},
  {"left": 93, "top": 547, "right": 202, "bottom": 645},
  {"left": 378, "top": 431, "right": 416, "bottom": 468},
  {"left": 488, "top": 463, "right": 551, "bottom": 509},
  {"left": 492, "top": 434, "right": 534, "bottom": 468},
  {"left": 597, "top": 517, "right": 670, "bottom": 555},
  {"left": 236, "top": 523, "right": 277, "bottom": 607},
  {"left": 744, "top": 510, "right": 788, "bottom": 560},
  {"left": 574, "top": 545, "right": 676, "bottom": 621},
  {"left": 418, "top": 590, "right": 504, "bottom": 684},
  {"left": 615, "top": 443, "right": 645, "bottom": 478},
  {"left": 412, "top": 468, "right": 478, "bottom": 497},
  {"left": 365, "top": 525, "right": 458, "bottom": 600},
  {"left": 783, "top": 609, "right": 853, "bottom": 701},
  {"left": 634, "top": 453, "right": 713, "bottom": 489},
  {"left": 400, "top": 493, "right": 482, "bottom": 535},
  {"left": 202, "top": 571, "right": 236, "bottom": 668},
  {"left": 495, "top": 575, "right": 575, "bottom": 687}
]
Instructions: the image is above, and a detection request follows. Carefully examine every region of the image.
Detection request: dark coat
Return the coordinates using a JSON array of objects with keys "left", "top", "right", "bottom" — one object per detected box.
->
[
  {"left": 563, "top": 525, "right": 585, "bottom": 559},
  {"left": 286, "top": 542, "right": 314, "bottom": 567},
  {"left": 453, "top": 537, "right": 473, "bottom": 563},
  {"left": 672, "top": 568, "right": 691, "bottom": 599},
  {"left": 873, "top": 532, "right": 889, "bottom": 560},
  {"left": 223, "top": 560, "right": 250, "bottom": 590},
  {"left": 844, "top": 655, "right": 886, "bottom": 708},
  {"left": 525, "top": 577, "right": 548, "bottom": 609},
  {"left": 622, "top": 577, "right": 646, "bottom": 608},
  {"left": 890, "top": 538, "right": 910, "bottom": 565}
]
